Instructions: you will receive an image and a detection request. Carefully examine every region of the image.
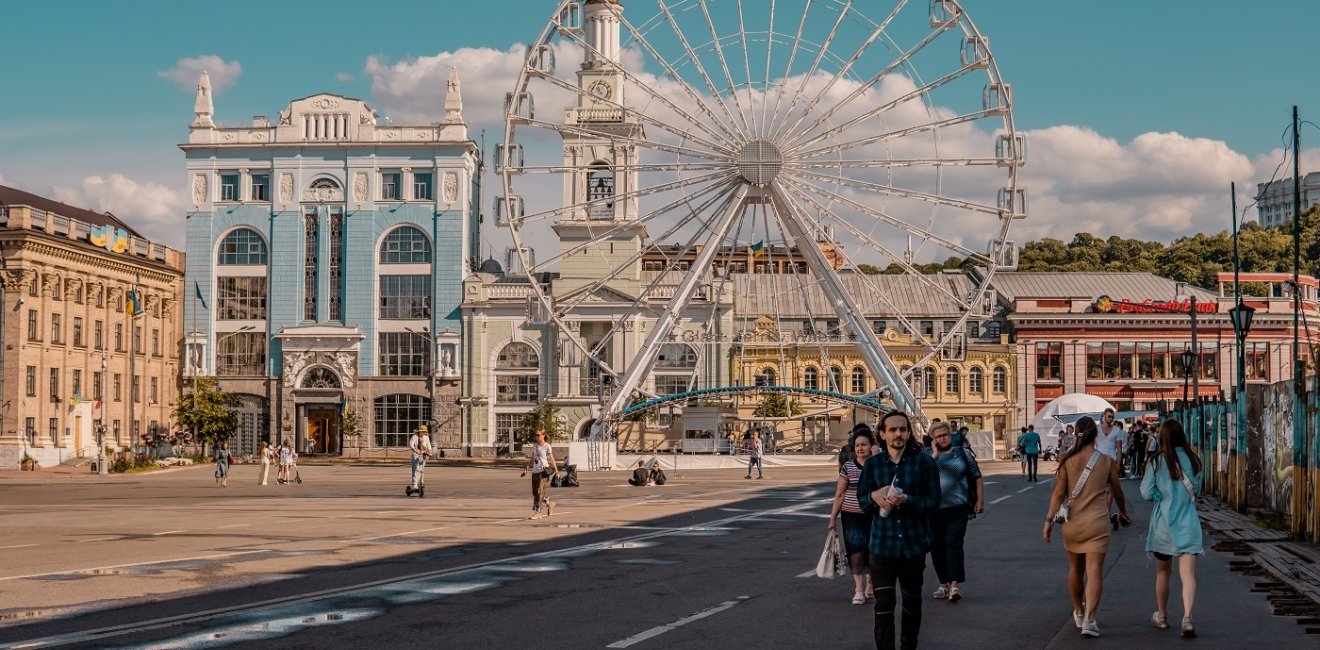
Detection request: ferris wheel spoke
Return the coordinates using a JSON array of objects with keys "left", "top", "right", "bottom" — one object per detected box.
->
[
  {"left": 765, "top": 0, "right": 802, "bottom": 140},
  {"left": 618, "top": 17, "right": 747, "bottom": 145},
  {"left": 786, "top": 157, "right": 1004, "bottom": 170},
  {"left": 796, "top": 109, "right": 999, "bottom": 160},
  {"left": 770, "top": 0, "right": 913, "bottom": 142},
  {"left": 604, "top": 183, "right": 752, "bottom": 416},
  {"left": 765, "top": 0, "right": 861, "bottom": 142},
  {"left": 516, "top": 162, "right": 730, "bottom": 175},
  {"left": 539, "top": 179, "right": 742, "bottom": 297},
  {"left": 516, "top": 168, "right": 730, "bottom": 226},
  {"left": 789, "top": 166, "right": 1001, "bottom": 217},
  {"left": 546, "top": 11, "right": 739, "bottom": 151},
  {"left": 786, "top": 175, "right": 996, "bottom": 264},
  {"left": 735, "top": 0, "right": 761, "bottom": 137},
  {"left": 696, "top": 0, "right": 755, "bottom": 139},
  {"left": 534, "top": 72, "right": 735, "bottom": 154},
  {"left": 780, "top": 180, "right": 978, "bottom": 308},
  {"left": 655, "top": 1, "right": 752, "bottom": 142},
  {"left": 786, "top": 63, "right": 981, "bottom": 155},
  {"left": 530, "top": 117, "right": 727, "bottom": 162},
  {"left": 767, "top": 183, "right": 922, "bottom": 414}
]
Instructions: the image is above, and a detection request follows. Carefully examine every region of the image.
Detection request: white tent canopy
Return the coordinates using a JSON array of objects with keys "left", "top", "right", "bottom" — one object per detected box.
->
[{"left": 1028, "top": 393, "right": 1117, "bottom": 449}]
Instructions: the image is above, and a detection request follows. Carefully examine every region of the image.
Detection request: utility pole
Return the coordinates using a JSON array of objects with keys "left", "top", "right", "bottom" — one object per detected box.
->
[
  {"left": 1232, "top": 182, "right": 1242, "bottom": 506},
  {"left": 1291, "top": 105, "right": 1308, "bottom": 538}
]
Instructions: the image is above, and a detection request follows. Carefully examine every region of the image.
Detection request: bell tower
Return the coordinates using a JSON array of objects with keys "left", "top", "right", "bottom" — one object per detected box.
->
[{"left": 555, "top": 0, "right": 646, "bottom": 292}]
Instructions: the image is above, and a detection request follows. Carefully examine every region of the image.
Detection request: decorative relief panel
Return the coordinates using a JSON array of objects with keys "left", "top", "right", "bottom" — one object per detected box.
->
[
  {"left": 302, "top": 178, "right": 344, "bottom": 202},
  {"left": 41, "top": 273, "right": 61, "bottom": 298},
  {"left": 0, "top": 269, "right": 28, "bottom": 291},
  {"left": 443, "top": 172, "right": 459, "bottom": 203},
  {"left": 352, "top": 172, "right": 368, "bottom": 203},
  {"left": 192, "top": 174, "right": 207, "bottom": 204},
  {"left": 63, "top": 278, "right": 83, "bottom": 301},
  {"left": 283, "top": 351, "right": 313, "bottom": 387},
  {"left": 326, "top": 351, "right": 358, "bottom": 389},
  {"left": 279, "top": 174, "right": 294, "bottom": 202}
]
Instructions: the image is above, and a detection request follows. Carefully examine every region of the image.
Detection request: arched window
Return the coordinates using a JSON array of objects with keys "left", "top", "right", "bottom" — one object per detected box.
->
[
  {"left": 756, "top": 367, "right": 777, "bottom": 386},
  {"left": 379, "top": 226, "right": 433, "bottom": 264},
  {"left": 587, "top": 162, "right": 615, "bottom": 219},
  {"left": 851, "top": 367, "right": 866, "bottom": 395},
  {"left": 829, "top": 366, "right": 844, "bottom": 393},
  {"left": 496, "top": 342, "right": 539, "bottom": 369},
  {"left": 301, "top": 367, "right": 340, "bottom": 388},
  {"left": 218, "top": 228, "right": 268, "bottom": 265},
  {"left": 656, "top": 343, "right": 698, "bottom": 369},
  {"left": 374, "top": 394, "right": 430, "bottom": 447},
  {"left": 496, "top": 342, "right": 539, "bottom": 403},
  {"left": 969, "top": 367, "right": 984, "bottom": 394},
  {"left": 945, "top": 368, "right": 960, "bottom": 394},
  {"left": 992, "top": 366, "right": 1008, "bottom": 393},
  {"left": 804, "top": 366, "right": 819, "bottom": 390}
]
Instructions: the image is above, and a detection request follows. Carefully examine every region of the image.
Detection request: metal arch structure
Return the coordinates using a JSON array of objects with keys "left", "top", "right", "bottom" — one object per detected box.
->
[
  {"left": 502, "top": 0, "right": 1025, "bottom": 436},
  {"left": 621, "top": 385, "right": 893, "bottom": 418}
]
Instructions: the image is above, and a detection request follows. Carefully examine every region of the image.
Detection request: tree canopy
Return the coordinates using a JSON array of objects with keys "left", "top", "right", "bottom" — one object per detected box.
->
[{"left": 173, "top": 377, "right": 238, "bottom": 450}]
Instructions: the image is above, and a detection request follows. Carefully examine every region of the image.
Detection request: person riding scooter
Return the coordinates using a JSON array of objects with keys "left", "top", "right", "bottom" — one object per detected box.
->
[{"left": 406, "top": 424, "right": 432, "bottom": 497}]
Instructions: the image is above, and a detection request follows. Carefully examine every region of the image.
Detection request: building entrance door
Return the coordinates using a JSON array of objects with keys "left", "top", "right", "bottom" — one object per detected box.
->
[{"left": 305, "top": 407, "right": 341, "bottom": 455}]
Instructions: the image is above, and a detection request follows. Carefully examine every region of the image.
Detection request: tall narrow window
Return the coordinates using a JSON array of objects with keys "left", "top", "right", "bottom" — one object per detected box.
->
[
  {"left": 220, "top": 172, "right": 240, "bottom": 201},
  {"left": 73, "top": 317, "right": 84, "bottom": 347},
  {"left": 72, "top": 370, "right": 82, "bottom": 400},
  {"left": 251, "top": 173, "right": 270, "bottom": 201},
  {"left": 851, "top": 367, "right": 866, "bottom": 394},
  {"left": 27, "top": 309, "right": 37, "bottom": 341},
  {"left": 413, "top": 172, "right": 433, "bottom": 200},
  {"left": 586, "top": 163, "right": 614, "bottom": 220},
  {"left": 381, "top": 172, "right": 401, "bottom": 200},
  {"left": 51, "top": 313, "right": 62, "bottom": 344},
  {"left": 94, "top": 320, "right": 104, "bottom": 349},
  {"left": 328, "top": 209, "right": 343, "bottom": 322},
  {"left": 303, "top": 210, "right": 319, "bottom": 321},
  {"left": 25, "top": 366, "right": 36, "bottom": 396}
]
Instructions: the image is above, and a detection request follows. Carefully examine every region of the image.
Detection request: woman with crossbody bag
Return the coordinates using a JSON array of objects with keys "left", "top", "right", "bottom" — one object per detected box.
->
[
  {"left": 1140, "top": 419, "right": 1203, "bottom": 638},
  {"left": 1042, "top": 416, "right": 1130, "bottom": 638}
]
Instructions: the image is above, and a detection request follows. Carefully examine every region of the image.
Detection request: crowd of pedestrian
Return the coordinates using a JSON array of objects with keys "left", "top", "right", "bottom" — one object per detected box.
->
[{"left": 825, "top": 407, "right": 1203, "bottom": 648}]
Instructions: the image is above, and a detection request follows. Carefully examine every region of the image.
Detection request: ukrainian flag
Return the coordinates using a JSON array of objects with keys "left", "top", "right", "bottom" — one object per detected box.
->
[
  {"left": 125, "top": 290, "right": 143, "bottom": 317},
  {"left": 751, "top": 241, "right": 765, "bottom": 257},
  {"left": 340, "top": 399, "right": 350, "bottom": 418}
]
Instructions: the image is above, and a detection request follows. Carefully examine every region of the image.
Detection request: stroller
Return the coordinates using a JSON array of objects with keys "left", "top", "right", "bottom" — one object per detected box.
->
[{"left": 550, "top": 463, "right": 579, "bottom": 488}]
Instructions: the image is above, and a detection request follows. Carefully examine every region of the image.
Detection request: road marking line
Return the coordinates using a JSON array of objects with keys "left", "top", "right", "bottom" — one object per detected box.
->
[
  {"left": 0, "top": 551, "right": 266, "bottom": 582},
  {"left": 983, "top": 481, "right": 999, "bottom": 485},
  {"left": 796, "top": 570, "right": 817, "bottom": 578},
  {"left": 1016, "top": 487, "right": 1034, "bottom": 493},
  {"left": 216, "top": 524, "right": 250, "bottom": 529},
  {"left": 77, "top": 537, "right": 118, "bottom": 544},
  {"left": 2, "top": 500, "right": 827, "bottom": 649},
  {"left": 990, "top": 495, "right": 1013, "bottom": 504},
  {"left": 362, "top": 527, "right": 446, "bottom": 541},
  {"left": 153, "top": 530, "right": 186, "bottom": 536},
  {"left": 606, "top": 596, "right": 750, "bottom": 648},
  {"left": 0, "top": 544, "right": 36, "bottom": 550}
]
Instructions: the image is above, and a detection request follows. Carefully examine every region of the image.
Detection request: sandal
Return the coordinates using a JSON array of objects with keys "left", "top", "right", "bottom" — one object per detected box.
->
[
  {"left": 931, "top": 586, "right": 949, "bottom": 599},
  {"left": 864, "top": 586, "right": 874, "bottom": 599},
  {"left": 948, "top": 586, "right": 961, "bottom": 602},
  {"left": 851, "top": 592, "right": 866, "bottom": 605}
]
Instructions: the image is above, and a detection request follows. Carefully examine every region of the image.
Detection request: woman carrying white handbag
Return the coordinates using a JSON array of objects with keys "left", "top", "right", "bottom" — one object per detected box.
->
[
  {"left": 1140, "top": 419, "right": 1203, "bottom": 638},
  {"left": 827, "top": 426, "right": 878, "bottom": 604}
]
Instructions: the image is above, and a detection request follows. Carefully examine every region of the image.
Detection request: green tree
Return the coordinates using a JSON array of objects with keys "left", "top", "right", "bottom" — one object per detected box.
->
[
  {"left": 752, "top": 393, "right": 804, "bottom": 418},
  {"left": 518, "top": 404, "right": 565, "bottom": 444},
  {"left": 174, "top": 377, "right": 238, "bottom": 451},
  {"left": 857, "top": 263, "right": 882, "bottom": 275}
]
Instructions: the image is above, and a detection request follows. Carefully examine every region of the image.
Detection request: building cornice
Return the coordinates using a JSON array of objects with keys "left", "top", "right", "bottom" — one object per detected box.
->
[{"left": 0, "top": 237, "right": 182, "bottom": 283}]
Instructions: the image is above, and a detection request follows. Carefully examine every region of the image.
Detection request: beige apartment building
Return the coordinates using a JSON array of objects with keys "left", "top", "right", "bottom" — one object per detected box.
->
[{"left": 0, "top": 185, "right": 184, "bottom": 469}]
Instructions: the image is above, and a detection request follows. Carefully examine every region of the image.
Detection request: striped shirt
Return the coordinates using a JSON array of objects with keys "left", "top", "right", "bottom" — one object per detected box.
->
[
  {"left": 839, "top": 460, "right": 864, "bottom": 513},
  {"left": 934, "top": 447, "right": 981, "bottom": 509}
]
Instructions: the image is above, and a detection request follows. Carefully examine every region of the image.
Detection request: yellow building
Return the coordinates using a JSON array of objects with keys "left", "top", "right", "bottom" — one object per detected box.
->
[{"left": 0, "top": 185, "right": 185, "bottom": 470}]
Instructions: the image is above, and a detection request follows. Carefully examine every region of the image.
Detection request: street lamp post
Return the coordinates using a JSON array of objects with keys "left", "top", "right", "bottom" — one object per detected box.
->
[{"left": 1181, "top": 348, "right": 1197, "bottom": 407}]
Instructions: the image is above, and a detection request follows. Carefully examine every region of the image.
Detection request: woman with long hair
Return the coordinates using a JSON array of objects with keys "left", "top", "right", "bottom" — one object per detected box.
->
[
  {"left": 1140, "top": 419, "right": 1203, "bottom": 638},
  {"left": 1043, "top": 415, "right": 1130, "bottom": 638},
  {"left": 829, "top": 425, "right": 877, "bottom": 604}
]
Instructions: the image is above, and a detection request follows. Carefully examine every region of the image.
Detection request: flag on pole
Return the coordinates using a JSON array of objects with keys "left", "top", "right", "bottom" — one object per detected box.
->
[
  {"left": 340, "top": 399, "right": 350, "bottom": 418},
  {"left": 126, "top": 290, "right": 143, "bottom": 317},
  {"left": 194, "top": 282, "right": 208, "bottom": 310},
  {"left": 751, "top": 241, "right": 765, "bottom": 257}
]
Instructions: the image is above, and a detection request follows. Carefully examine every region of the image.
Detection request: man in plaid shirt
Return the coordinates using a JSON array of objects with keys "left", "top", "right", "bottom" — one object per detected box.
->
[{"left": 858, "top": 411, "right": 941, "bottom": 650}]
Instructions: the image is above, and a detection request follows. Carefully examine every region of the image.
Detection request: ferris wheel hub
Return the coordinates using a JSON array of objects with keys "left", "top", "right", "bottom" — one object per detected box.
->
[{"left": 736, "top": 140, "right": 785, "bottom": 186}]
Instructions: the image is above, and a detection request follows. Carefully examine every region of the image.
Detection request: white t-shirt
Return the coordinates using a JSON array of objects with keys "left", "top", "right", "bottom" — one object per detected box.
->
[
  {"left": 530, "top": 442, "right": 554, "bottom": 472},
  {"left": 1097, "top": 424, "right": 1124, "bottom": 460},
  {"left": 409, "top": 434, "right": 432, "bottom": 458}
]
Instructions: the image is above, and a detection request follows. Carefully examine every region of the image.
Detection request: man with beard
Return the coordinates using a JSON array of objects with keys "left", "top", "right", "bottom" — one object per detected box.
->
[{"left": 859, "top": 411, "right": 941, "bottom": 650}]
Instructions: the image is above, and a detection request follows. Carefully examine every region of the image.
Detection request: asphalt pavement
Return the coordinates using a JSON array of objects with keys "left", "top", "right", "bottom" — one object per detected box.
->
[{"left": 0, "top": 460, "right": 1313, "bottom": 649}]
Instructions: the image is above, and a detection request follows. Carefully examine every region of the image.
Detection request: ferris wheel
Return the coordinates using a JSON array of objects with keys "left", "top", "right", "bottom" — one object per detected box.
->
[{"left": 499, "top": 0, "right": 1024, "bottom": 427}]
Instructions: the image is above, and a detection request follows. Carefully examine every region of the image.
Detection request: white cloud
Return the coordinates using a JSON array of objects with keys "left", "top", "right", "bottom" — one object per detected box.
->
[
  {"left": 335, "top": 72, "right": 355, "bottom": 82},
  {"left": 365, "top": 45, "right": 533, "bottom": 127},
  {"left": 51, "top": 175, "right": 187, "bottom": 247},
  {"left": 158, "top": 55, "right": 242, "bottom": 94}
]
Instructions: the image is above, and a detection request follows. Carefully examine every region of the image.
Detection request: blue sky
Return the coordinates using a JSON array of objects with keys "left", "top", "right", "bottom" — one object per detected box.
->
[{"left": 0, "top": 0, "right": 1316, "bottom": 247}]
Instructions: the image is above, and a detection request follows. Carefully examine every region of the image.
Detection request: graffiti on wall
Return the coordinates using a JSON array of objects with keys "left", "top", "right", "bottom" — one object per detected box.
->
[{"left": 1253, "top": 381, "right": 1295, "bottom": 512}]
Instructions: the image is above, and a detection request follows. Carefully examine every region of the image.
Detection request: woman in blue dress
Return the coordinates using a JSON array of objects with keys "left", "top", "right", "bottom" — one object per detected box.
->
[
  {"left": 214, "top": 441, "right": 232, "bottom": 488},
  {"left": 829, "top": 425, "right": 877, "bottom": 605},
  {"left": 1139, "top": 419, "right": 1203, "bottom": 638}
]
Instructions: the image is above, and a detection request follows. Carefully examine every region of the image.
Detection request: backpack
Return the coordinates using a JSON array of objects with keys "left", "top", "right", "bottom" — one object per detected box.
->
[{"left": 652, "top": 468, "right": 667, "bottom": 486}]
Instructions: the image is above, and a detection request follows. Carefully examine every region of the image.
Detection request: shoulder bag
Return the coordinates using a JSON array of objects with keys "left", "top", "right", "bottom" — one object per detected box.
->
[{"left": 1052, "top": 451, "right": 1101, "bottom": 524}]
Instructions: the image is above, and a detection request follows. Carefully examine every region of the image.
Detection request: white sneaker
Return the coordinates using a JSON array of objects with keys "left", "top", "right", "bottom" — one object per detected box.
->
[
  {"left": 1081, "top": 619, "right": 1100, "bottom": 637},
  {"left": 851, "top": 593, "right": 865, "bottom": 605},
  {"left": 1073, "top": 611, "right": 1083, "bottom": 629}
]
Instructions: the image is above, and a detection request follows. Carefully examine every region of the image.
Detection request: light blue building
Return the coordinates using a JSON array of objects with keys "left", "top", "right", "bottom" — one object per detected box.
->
[{"left": 182, "top": 70, "right": 479, "bottom": 456}]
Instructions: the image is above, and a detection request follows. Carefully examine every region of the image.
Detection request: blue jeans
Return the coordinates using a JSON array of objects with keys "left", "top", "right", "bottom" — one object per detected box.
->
[
  {"left": 746, "top": 456, "right": 763, "bottom": 477},
  {"left": 1025, "top": 453, "right": 1039, "bottom": 481},
  {"left": 411, "top": 455, "right": 426, "bottom": 489}
]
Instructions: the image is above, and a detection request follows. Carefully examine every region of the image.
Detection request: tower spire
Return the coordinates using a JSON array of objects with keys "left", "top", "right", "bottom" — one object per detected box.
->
[
  {"left": 440, "top": 66, "right": 467, "bottom": 140},
  {"left": 192, "top": 71, "right": 214, "bottom": 128}
]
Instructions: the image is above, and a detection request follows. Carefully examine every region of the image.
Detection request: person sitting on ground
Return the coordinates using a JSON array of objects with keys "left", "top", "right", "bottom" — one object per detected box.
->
[
  {"left": 629, "top": 460, "right": 649, "bottom": 486},
  {"left": 649, "top": 464, "right": 667, "bottom": 486}
]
